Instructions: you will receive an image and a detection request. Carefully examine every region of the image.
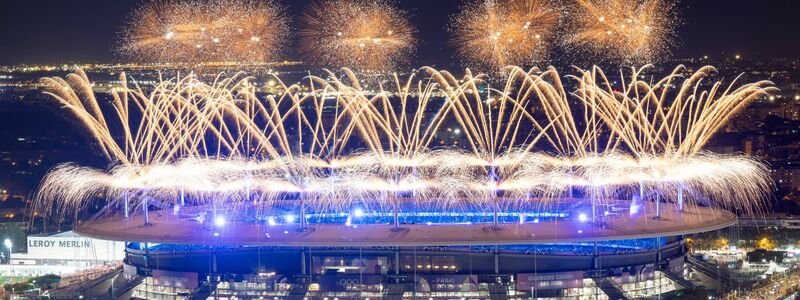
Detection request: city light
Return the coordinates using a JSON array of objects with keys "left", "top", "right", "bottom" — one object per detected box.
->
[{"left": 758, "top": 237, "right": 775, "bottom": 250}]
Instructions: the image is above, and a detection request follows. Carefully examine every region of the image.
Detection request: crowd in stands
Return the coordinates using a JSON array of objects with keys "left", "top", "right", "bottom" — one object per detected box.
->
[
  {"left": 130, "top": 242, "right": 250, "bottom": 255},
  {"left": 134, "top": 238, "right": 672, "bottom": 256},
  {"left": 50, "top": 263, "right": 122, "bottom": 295}
]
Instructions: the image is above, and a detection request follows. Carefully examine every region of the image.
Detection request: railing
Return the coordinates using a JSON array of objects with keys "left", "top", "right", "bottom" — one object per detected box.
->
[{"left": 686, "top": 255, "right": 734, "bottom": 287}]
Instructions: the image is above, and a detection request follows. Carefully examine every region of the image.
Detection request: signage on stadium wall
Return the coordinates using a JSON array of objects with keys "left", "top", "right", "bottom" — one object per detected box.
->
[
  {"left": 317, "top": 275, "right": 384, "bottom": 292},
  {"left": 415, "top": 275, "right": 478, "bottom": 292},
  {"left": 25, "top": 231, "right": 125, "bottom": 261},
  {"left": 243, "top": 274, "right": 276, "bottom": 284},
  {"left": 515, "top": 272, "right": 584, "bottom": 291},
  {"left": 152, "top": 270, "right": 199, "bottom": 290}
]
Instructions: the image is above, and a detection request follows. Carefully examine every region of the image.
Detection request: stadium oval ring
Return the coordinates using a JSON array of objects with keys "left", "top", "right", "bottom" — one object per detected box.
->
[{"left": 75, "top": 202, "right": 735, "bottom": 247}]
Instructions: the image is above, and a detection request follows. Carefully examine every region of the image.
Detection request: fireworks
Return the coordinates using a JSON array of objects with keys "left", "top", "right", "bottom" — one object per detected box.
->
[
  {"left": 119, "top": 0, "right": 289, "bottom": 64},
  {"left": 34, "top": 65, "right": 775, "bottom": 222},
  {"left": 573, "top": 65, "right": 773, "bottom": 155},
  {"left": 566, "top": 0, "right": 678, "bottom": 64},
  {"left": 449, "top": 0, "right": 562, "bottom": 70},
  {"left": 298, "top": 0, "right": 416, "bottom": 72}
]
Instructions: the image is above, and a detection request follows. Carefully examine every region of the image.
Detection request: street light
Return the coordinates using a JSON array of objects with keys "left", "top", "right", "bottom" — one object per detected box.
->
[{"left": 3, "top": 238, "right": 12, "bottom": 277}]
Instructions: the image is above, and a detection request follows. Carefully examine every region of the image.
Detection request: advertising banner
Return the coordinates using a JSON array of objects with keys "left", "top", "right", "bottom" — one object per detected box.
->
[
  {"left": 317, "top": 275, "right": 384, "bottom": 292},
  {"left": 26, "top": 231, "right": 125, "bottom": 261},
  {"left": 516, "top": 272, "right": 584, "bottom": 291},
  {"left": 152, "top": 270, "right": 199, "bottom": 290},
  {"left": 415, "top": 275, "right": 478, "bottom": 292}
]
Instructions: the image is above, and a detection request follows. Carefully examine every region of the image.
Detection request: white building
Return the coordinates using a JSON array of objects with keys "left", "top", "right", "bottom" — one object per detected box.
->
[{"left": 0, "top": 231, "right": 124, "bottom": 276}]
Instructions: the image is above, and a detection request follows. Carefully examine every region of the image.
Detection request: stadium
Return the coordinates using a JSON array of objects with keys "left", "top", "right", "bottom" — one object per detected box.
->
[
  {"left": 77, "top": 200, "right": 729, "bottom": 299},
  {"left": 33, "top": 65, "right": 774, "bottom": 299}
]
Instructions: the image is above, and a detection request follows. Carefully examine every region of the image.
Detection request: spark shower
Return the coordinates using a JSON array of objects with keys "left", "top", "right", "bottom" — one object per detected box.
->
[{"left": 33, "top": 65, "right": 774, "bottom": 227}]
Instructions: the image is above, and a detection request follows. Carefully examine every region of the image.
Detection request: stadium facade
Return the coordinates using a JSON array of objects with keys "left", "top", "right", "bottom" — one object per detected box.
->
[{"left": 74, "top": 200, "right": 731, "bottom": 300}]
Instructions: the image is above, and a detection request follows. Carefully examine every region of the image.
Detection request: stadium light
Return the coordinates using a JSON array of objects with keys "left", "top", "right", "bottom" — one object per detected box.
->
[
  {"left": 214, "top": 216, "right": 226, "bottom": 227},
  {"left": 285, "top": 214, "right": 296, "bottom": 224},
  {"left": 578, "top": 213, "right": 588, "bottom": 223},
  {"left": 629, "top": 204, "right": 640, "bottom": 215},
  {"left": 4, "top": 239, "right": 11, "bottom": 273},
  {"left": 353, "top": 208, "right": 365, "bottom": 218}
]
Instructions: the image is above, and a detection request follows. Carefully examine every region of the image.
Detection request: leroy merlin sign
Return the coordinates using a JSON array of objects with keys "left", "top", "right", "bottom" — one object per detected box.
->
[{"left": 28, "top": 239, "right": 91, "bottom": 248}]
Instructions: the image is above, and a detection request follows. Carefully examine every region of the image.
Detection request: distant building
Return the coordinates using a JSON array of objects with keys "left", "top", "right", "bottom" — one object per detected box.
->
[{"left": 0, "top": 231, "right": 124, "bottom": 276}]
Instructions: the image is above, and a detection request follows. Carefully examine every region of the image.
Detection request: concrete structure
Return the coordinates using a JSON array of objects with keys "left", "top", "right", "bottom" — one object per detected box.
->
[{"left": 66, "top": 202, "right": 736, "bottom": 299}]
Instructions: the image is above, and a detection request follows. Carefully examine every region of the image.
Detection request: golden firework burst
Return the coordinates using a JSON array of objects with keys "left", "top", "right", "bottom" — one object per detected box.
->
[
  {"left": 119, "top": 0, "right": 289, "bottom": 64},
  {"left": 450, "top": 0, "right": 562, "bottom": 70},
  {"left": 566, "top": 0, "right": 678, "bottom": 64},
  {"left": 298, "top": 0, "right": 416, "bottom": 72}
]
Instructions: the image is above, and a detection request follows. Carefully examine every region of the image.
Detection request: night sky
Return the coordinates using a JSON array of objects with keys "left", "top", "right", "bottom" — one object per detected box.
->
[{"left": 0, "top": 0, "right": 799, "bottom": 66}]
